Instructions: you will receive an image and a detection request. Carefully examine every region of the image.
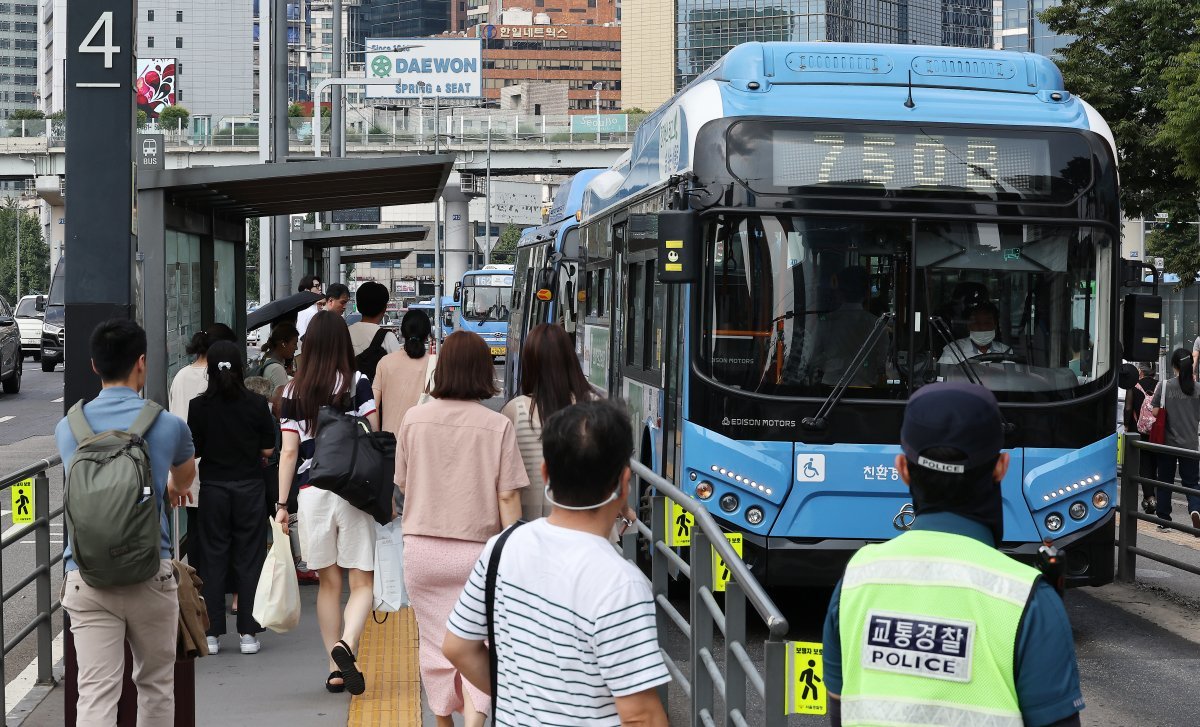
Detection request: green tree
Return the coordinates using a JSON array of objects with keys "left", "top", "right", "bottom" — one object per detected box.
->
[
  {"left": 1044, "top": 1, "right": 1200, "bottom": 280},
  {"left": 137, "top": 110, "right": 148, "bottom": 129},
  {"left": 10, "top": 109, "right": 44, "bottom": 120},
  {"left": 0, "top": 203, "right": 49, "bottom": 303},
  {"left": 623, "top": 107, "right": 647, "bottom": 115},
  {"left": 158, "top": 105, "right": 190, "bottom": 130},
  {"left": 490, "top": 224, "right": 521, "bottom": 264},
  {"left": 288, "top": 103, "right": 305, "bottom": 117},
  {"left": 45, "top": 110, "right": 65, "bottom": 121}
]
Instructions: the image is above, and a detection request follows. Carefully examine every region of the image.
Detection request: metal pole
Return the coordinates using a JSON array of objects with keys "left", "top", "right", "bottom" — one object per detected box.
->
[
  {"left": 15, "top": 201, "right": 20, "bottom": 300},
  {"left": 34, "top": 471, "right": 52, "bottom": 685},
  {"left": 257, "top": 0, "right": 272, "bottom": 306},
  {"left": 434, "top": 96, "right": 443, "bottom": 342},
  {"left": 1026, "top": 0, "right": 1035, "bottom": 54},
  {"left": 484, "top": 123, "right": 492, "bottom": 266},
  {"left": 725, "top": 581, "right": 748, "bottom": 723},
  {"left": 328, "top": 0, "right": 343, "bottom": 285},
  {"left": 1117, "top": 433, "right": 1141, "bottom": 582},
  {"left": 690, "top": 528, "right": 714, "bottom": 724},
  {"left": 595, "top": 86, "right": 601, "bottom": 143},
  {"left": 272, "top": 0, "right": 291, "bottom": 297}
]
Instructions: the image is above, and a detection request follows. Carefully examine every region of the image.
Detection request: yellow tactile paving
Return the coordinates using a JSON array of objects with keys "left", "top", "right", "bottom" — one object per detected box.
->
[{"left": 348, "top": 607, "right": 421, "bottom": 727}]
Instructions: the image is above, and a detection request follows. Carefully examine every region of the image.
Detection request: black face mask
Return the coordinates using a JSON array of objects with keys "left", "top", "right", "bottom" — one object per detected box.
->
[{"left": 911, "top": 472, "right": 1005, "bottom": 544}]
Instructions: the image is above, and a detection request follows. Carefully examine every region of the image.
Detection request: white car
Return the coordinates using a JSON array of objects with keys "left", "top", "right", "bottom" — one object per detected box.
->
[{"left": 14, "top": 295, "right": 42, "bottom": 360}]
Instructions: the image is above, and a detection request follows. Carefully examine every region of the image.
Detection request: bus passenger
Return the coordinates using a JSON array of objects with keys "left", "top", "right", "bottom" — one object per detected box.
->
[
  {"left": 938, "top": 303, "right": 1012, "bottom": 364},
  {"left": 807, "top": 266, "right": 886, "bottom": 387},
  {"left": 822, "top": 382, "right": 1085, "bottom": 727},
  {"left": 252, "top": 322, "right": 298, "bottom": 391},
  {"left": 1152, "top": 348, "right": 1200, "bottom": 533},
  {"left": 395, "top": 331, "right": 527, "bottom": 727},
  {"left": 501, "top": 323, "right": 597, "bottom": 520},
  {"left": 275, "top": 311, "right": 379, "bottom": 695},
  {"left": 373, "top": 309, "right": 436, "bottom": 436}
]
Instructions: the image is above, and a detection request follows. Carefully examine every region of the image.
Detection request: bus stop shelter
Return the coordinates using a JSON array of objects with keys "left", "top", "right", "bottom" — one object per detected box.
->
[{"left": 136, "top": 155, "right": 453, "bottom": 403}]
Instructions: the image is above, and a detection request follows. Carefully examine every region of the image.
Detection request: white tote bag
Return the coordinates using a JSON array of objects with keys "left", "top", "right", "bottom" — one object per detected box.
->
[
  {"left": 253, "top": 518, "right": 301, "bottom": 633},
  {"left": 416, "top": 354, "right": 438, "bottom": 406},
  {"left": 373, "top": 520, "right": 408, "bottom": 612}
]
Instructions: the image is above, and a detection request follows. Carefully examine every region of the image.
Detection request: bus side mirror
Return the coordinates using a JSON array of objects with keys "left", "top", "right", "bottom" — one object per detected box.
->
[
  {"left": 534, "top": 267, "right": 557, "bottom": 302},
  {"left": 35, "top": 295, "right": 44, "bottom": 312},
  {"left": 1122, "top": 293, "right": 1162, "bottom": 362},
  {"left": 632, "top": 211, "right": 700, "bottom": 284}
]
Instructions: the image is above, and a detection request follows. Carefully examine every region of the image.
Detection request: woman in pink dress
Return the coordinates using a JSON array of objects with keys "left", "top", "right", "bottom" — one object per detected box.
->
[{"left": 395, "top": 331, "right": 527, "bottom": 727}]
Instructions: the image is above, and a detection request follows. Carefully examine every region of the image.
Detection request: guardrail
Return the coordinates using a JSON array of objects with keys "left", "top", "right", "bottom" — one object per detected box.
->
[
  {"left": 624, "top": 460, "right": 789, "bottom": 727},
  {"left": 0, "top": 455, "right": 63, "bottom": 721},
  {"left": 1117, "top": 433, "right": 1200, "bottom": 581}
]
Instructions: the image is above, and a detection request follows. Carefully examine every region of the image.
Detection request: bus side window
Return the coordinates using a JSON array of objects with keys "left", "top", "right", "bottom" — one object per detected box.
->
[
  {"left": 648, "top": 260, "right": 664, "bottom": 370},
  {"left": 626, "top": 262, "right": 645, "bottom": 368},
  {"left": 585, "top": 270, "right": 595, "bottom": 317},
  {"left": 597, "top": 268, "right": 608, "bottom": 318}
]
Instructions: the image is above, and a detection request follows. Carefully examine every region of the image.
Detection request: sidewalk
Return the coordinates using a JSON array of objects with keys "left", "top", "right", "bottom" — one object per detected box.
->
[{"left": 17, "top": 581, "right": 428, "bottom": 726}]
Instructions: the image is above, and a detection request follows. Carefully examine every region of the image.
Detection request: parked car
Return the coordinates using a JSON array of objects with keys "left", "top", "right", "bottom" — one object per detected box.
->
[
  {"left": 0, "top": 294, "right": 22, "bottom": 393},
  {"left": 40, "top": 258, "right": 64, "bottom": 372},
  {"left": 14, "top": 294, "right": 42, "bottom": 360}
]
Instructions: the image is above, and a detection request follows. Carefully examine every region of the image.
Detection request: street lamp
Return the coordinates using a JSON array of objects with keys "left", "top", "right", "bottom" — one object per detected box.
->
[{"left": 593, "top": 82, "right": 603, "bottom": 143}]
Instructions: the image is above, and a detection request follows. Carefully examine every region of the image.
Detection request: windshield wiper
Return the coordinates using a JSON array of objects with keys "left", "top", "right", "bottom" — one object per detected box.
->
[{"left": 801, "top": 312, "right": 894, "bottom": 432}]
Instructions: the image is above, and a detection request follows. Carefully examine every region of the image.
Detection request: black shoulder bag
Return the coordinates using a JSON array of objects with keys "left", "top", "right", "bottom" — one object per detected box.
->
[{"left": 485, "top": 520, "right": 526, "bottom": 721}]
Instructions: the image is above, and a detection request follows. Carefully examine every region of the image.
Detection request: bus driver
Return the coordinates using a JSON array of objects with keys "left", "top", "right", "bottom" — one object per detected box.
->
[{"left": 938, "top": 303, "right": 1012, "bottom": 365}]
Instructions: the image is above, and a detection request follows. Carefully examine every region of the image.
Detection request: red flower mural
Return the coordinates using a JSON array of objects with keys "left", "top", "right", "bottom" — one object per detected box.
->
[{"left": 136, "top": 58, "right": 177, "bottom": 118}]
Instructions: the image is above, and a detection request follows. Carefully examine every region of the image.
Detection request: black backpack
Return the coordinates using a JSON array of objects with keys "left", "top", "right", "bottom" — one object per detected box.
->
[{"left": 355, "top": 329, "right": 389, "bottom": 382}]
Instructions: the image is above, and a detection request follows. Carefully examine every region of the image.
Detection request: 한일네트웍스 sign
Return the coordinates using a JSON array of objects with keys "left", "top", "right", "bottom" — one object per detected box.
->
[{"left": 365, "top": 38, "right": 482, "bottom": 100}]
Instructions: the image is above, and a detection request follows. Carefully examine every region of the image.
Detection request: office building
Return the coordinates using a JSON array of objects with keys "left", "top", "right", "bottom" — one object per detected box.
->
[
  {"left": 0, "top": 0, "right": 39, "bottom": 118},
  {"left": 253, "top": 0, "right": 312, "bottom": 108},
  {"left": 993, "top": 0, "right": 1072, "bottom": 56},
  {"left": 360, "top": 0, "right": 448, "bottom": 39},
  {"left": 139, "top": 1, "right": 255, "bottom": 120},
  {"left": 37, "top": 0, "right": 65, "bottom": 114}
]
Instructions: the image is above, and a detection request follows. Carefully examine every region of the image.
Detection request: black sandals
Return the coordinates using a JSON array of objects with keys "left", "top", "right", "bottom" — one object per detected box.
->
[{"left": 331, "top": 640, "right": 365, "bottom": 695}]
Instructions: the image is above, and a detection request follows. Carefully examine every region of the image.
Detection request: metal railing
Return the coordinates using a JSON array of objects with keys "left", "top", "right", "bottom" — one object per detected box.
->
[
  {"left": 1117, "top": 432, "right": 1200, "bottom": 581},
  {"left": 624, "top": 460, "right": 789, "bottom": 727},
  {"left": 0, "top": 455, "right": 63, "bottom": 722}
]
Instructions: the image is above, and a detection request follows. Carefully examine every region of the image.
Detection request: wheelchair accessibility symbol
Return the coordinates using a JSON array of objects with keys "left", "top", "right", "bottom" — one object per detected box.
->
[{"left": 797, "top": 454, "right": 825, "bottom": 483}]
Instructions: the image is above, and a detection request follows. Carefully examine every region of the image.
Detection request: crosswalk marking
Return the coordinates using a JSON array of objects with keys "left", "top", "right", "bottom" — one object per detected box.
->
[
  {"left": 0, "top": 416, "right": 13, "bottom": 424},
  {"left": 51, "top": 397, "right": 63, "bottom": 403}
]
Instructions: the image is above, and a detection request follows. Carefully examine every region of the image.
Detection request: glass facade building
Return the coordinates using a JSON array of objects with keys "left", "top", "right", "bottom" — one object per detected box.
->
[
  {"left": 994, "top": 0, "right": 1073, "bottom": 56},
  {"left": 676, "top": 0, "right": 991, "bottom": 88},
  {"left": 358, "top": 0, "right": 449, "bottom": 39}
]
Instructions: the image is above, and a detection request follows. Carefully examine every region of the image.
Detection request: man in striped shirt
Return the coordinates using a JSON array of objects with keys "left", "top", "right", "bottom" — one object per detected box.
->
[{"left": 444, "top": 401, "right": 670, "bottom": 726}]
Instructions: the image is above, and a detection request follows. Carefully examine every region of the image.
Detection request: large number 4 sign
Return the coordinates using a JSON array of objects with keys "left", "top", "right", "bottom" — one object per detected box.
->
[{"left": 79, "top": 11, "right": 121, "bottom": 69}]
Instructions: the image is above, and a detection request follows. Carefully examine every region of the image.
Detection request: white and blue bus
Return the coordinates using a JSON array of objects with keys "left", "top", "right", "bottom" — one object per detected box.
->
[
  {"left": 505, "top": 169, "right": 605, "bottom": 394},
  {"left": 569, "top": 42, "right": 1128, "bottom": 588},
  {"left": 454, "top": 265, "right": 514, "bottom": 360}
]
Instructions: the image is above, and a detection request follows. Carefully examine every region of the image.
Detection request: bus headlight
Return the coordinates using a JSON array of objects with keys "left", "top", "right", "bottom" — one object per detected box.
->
[
  {"left": 719, "top": 493, "right": 739, "bottom": 513},
  {"left": 1045, "top": 513, "right": 1064, "bottom": 532},
  {"left": 695, "top": 481, "right": 714, "bottom": 500},
  {"left": 1069, "top": 502, "right": 1088, "bottom": 521},
  {"left": 1092, "top": 491, "right": 1110, "bottom": 509},
  {"left": 746, "top": 507, "right": 764, "bottom": 525}
]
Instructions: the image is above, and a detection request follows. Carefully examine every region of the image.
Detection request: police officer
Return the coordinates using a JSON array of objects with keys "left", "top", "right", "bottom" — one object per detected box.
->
[{"left": 822, "top": 382, "right": 1084, "bottom": 727}]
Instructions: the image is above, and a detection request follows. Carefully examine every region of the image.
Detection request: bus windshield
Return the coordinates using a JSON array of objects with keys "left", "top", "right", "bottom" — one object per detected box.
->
[
  {"left": 700, "top": 214, "right": 1112, "bottom": 402},
  {"left": 461, "top": 281, "right": 512, "bottom": 322}
]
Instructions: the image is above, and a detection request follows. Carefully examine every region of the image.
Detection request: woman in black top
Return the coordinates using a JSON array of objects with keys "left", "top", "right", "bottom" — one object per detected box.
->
[{"left": 188, "top": 340, "right": 278, "bottom": 655}]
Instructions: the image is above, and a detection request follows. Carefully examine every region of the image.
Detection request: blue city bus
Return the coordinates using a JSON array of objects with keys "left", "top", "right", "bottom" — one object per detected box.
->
[
  {"left": 504, "top": 168, "right": 605, "bottom": 395},
  {"left": 408, "top": 296, "right": 458, "bottom": 341},
  {"left": 573, "top": 42, "right": 1126, "bottom": 588},
  {"left": 455, "top": 266, "right": 514, "bottom": 360}
]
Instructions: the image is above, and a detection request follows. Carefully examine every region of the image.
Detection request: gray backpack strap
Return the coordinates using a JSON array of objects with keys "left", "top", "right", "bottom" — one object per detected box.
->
[
  {"left": 128, "top": 400, "right": 164, "bottom": 439},
  {"left": 67, "top": 402, "right": 96, "bottom": 443}
]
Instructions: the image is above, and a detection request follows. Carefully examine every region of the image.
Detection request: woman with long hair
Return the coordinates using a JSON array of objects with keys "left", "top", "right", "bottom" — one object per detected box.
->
[
  {"left": 186, "top": 341, "right": 277, "bottom": 655},
  {"left": 254, "top": 322, "right": 299, "bottom": 391},
  {"left": 501, "top": 323, "right": 596, "bottom": 519},
  {"left": 395, "top": 331, "right": 527, "bottom": 727},
  {"left": 276, "top": 311, "right": 380, "bottom": 694},
  {"left": 372, "top": 309, "right": 435, "bottom": 435},
  {"left": 1152, "top": 348, "right": 1200, "bottom": 532}
]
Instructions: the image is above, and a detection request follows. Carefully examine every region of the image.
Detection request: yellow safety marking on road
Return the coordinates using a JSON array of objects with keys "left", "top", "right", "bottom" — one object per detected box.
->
[
  {"left": 347, "top": 607, "right": 420, "bottom": 727},
  {"left": 712, "top": 532, "right": 743, "bottom": 593},
  {"left": 11, "top": 480, "right": 33, "bottom": 524},
  {"left": 785, "top": 640, "right": 827, "bottom": 715},
  {"left": 666, "top": 499, "right": 694, "bottom": 548}
]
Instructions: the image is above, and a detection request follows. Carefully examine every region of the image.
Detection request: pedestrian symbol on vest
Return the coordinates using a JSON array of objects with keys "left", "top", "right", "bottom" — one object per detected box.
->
[
  {"left": 712, "top": 532, "right": 743, "bottom": 593},
  {"left": 11, "top": 479, "right": 33, "bottom": 524},
  {"left": 666, "top": 500, "right": 694, "bottom": 547},
  {"left": 786, "top": 641, "right": 827, "bottom": 715}
]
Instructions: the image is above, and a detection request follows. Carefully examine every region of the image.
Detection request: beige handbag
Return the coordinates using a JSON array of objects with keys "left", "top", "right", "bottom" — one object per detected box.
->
[{"left": 416, "top": 354, "right": 438, "bottom": 405}]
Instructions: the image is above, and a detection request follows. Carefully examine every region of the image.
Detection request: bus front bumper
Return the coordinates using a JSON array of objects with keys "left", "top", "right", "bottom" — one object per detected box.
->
[{"left": 741, "top": 510, "right": 1115, "bottom": 589}]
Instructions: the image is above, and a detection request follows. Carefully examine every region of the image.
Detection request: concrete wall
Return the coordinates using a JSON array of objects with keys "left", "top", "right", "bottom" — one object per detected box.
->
[{"left": 500, "top": 83, "right": 569, "bottom": 116}]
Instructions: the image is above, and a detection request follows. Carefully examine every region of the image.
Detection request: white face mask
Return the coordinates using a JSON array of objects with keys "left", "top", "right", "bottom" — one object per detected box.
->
[
  {"left": 544, "top": 485, "right": 620, "bottom": 511},
  {"left": 970, "top": 330, "right": 996, "bottom": 348}
]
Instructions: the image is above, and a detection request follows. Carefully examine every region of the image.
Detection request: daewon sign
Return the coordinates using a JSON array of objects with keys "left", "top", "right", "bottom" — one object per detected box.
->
[{"left": 365, "top": 38, "right": 482, "bottom": 99}]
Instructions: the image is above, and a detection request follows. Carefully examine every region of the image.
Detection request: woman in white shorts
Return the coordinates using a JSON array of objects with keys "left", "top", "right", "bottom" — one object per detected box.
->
[{"left": 276, "top": 311, "right": 379, "bottom": 695}]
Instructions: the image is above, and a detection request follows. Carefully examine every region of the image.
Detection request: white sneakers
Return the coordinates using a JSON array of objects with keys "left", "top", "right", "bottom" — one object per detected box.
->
[
  {"left": 239, "top": 634, "right": 261, "bottom": 654},
  {"left": 207, "top": 634, "right": 261, "bottom": 655}
]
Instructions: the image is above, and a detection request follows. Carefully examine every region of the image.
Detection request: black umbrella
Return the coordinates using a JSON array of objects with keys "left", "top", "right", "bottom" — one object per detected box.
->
[{"left": 246, "top": 291, "right": 322, "bottom": 331}]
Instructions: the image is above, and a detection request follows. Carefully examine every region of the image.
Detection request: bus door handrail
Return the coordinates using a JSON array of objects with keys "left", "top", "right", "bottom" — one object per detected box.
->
[{"left": 626, "top": 459, "right": 789, "bottom": 726}]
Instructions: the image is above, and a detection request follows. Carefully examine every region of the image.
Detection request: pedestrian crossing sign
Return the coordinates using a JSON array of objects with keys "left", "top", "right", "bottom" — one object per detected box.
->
[
  {"left": 666, "top": 499, "right": 694, "bottom": 548},
  {"left": 785, "top": 641, "right": 826, "bottom": 715},
  {"left": 11, "top": 479, "right": 32, "bottom": 524},
  {"left": 712, "top": 532, "right": 743, "bottom": 593}
]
